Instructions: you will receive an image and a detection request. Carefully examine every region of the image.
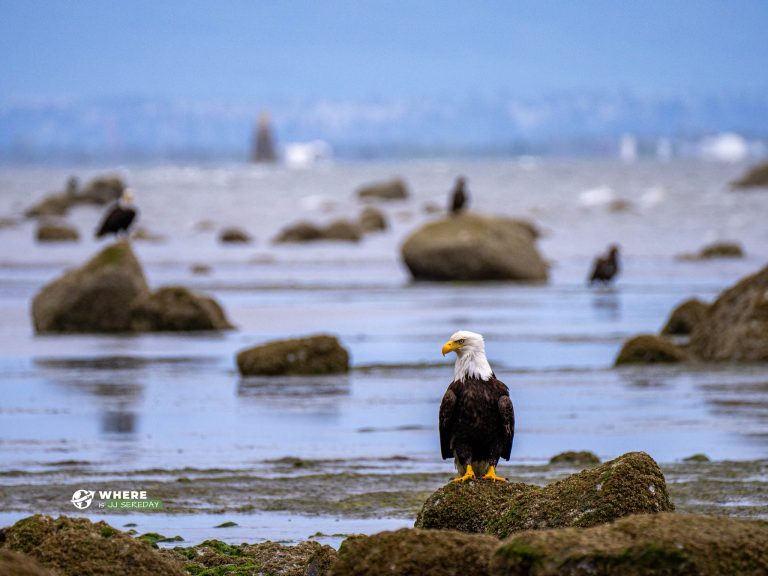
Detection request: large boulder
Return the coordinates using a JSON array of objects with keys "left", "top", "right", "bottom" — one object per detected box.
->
[
  {"left": 359, "top": 207, "right": 388, "bottom": 233},
  {"left": 356, "top": 178, "right": 409, "bottom": 201},
  {"left": 732, "top": 159, "right": 768, "bottom": 189},
  {"left": 401, "top": 213, "right": 549, "bottom": 282},
  {"left": 31, "top": 242, "right": 149, "bottom": 333},
  {"left": 25, "top": 176, "right": 124, "bottom": 218},
  {"left": 161, "top": 539, "right": 337, "bottom": 576},
  {"left": 416, "top": 452, "right": 673, "bottom": 538},
  {"left": 237, "top": 334, "right": 350, "bottom": 376},
  {"left": 36, "top": 222, "right": 79, "bottom": 242},
  {"left": 614, "top": 335, "right": 689, "bottom": 365},
  {"left": 661, "top": 298, "right": 710, "bottom": 336},
  {"left": 275, "top": 219, "right": 361, "bottom": 243},
  {"left": 332, "top": 528, "right": 498, "bottom": 576},
  {"left": 130, "top": 287, "right": 233, "bottom": 331},
  {"left": 689, "top": 265, "right": 768, "bottom": 361},
  {"left": 490, "top": 513, "right": 768, "bottom": 576},
  {"left": 0, "top": 515, "right": 184, "bottom": 576}
]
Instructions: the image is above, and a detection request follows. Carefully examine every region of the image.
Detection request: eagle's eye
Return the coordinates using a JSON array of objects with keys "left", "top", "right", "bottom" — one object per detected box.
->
[{"left": 457, "top": 339, "right": 465, "bottom": 344}]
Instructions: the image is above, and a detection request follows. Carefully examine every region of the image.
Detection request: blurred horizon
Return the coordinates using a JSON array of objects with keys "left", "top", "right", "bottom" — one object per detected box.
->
[{"left": 2, "top": 1, "right": 767, "bottom": 163}]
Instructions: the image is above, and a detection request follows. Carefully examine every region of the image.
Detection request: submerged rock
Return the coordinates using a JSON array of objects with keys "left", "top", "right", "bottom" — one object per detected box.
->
[
  {"left": 132, "top": 226, "right": 165, "bottom": 243},
  {"left": 358, "top": 207, "right": 388, "bottom": 233},
  {"left": 548, "top": 451, "right": 601, "bottom": 466},
  {"left": 661, "top": 298, "right": 710, "bottom": 336},
  {"left": 416, "top": 452, "right": 673, "bottom": 539},
  {"left": 1, "top": 515, "right": 184, "bottom": 576},
  {"left": 130, "top": 286, "right": 233, "bottom": 331},
  {"left": 162, "top": 539, "right": 336, "bottom": 576},
  {"left": 615, "top": 334, "right": 689, "bottom": 365},
  {"left": 732, "top": 159, "right": 768, "bottom": 189},
  {"left": 689, "top": 265, "right": 768, "bottom": 361},
  {"left": 237, "top": 334, "right": 350, "bottom": 376},
  {"left": 679, "top": 241, "right": 745, "bottom": 261},
  {"left": 332, "top": 528, "right": 497, "bottom": 576},
  {"left": 31, "top": 242, "right": 149, "bottom": 333},
  {"left": 0, "top": 550, "right": 53, "bottom": 576},
  {"left": 490, "top": 513, "right": 768, "bottom": 576},
  {"left": 31, "top": 242, "right": 231, "bottom": 334},
  {"left": 401, "top": 213, "right": 548, "bottom": 282},
  {"left": 219, "top": 227, "right": 253, "bottom": 243},
  {"left": 356, "top": 178, "right": 409, "bottom": 201},
  {"left": 36, "top": 222, "right": 79, "bottom": 242},
  {"left": 275, "top": 219, "right": 361, "bottom": 243}
]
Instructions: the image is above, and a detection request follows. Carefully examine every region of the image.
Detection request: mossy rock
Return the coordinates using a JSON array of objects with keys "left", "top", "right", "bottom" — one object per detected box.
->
[
  {"left": 356, "top": 178, "right": 409, "bottom": 201},
  {"left": 488, "top": 452, "right": 674, "bottom": 538},
  {"left": 130, "top": 286, "right": 233, "bottom": 331},
  {"left": 36, "top": 222, "right": 79, "bottom": 242},
  {"left": 683, "top": 453, "right": 711, "bottom": 463},
  {"left": 323, "top": 219, "right": 362, "bottom": 242},
  {"left": 275, "top": 220, "right": 361, "bottom": 243},
  {"left": 161, "top": 539, "right": 337, "bottom": 576},
  {"left": 615, "top": 335, "right": 689, "bottom": 365},
  {"left": 490, "top": 513, "right": 768, "bottom": 575},
  {"left": 358, "top": 207, "right": 388, "bottom": 233},
  {"left": 401, "top": 212, "right": 548, "bottom": 282},
  {"left": 0, "top": 549, "right": 54, "bottom": 576},
  {"left": 549, "top": 450, "right": 601, "bottom": 466},
  {"left": 31, "top": 242, "right": 150, "bottom": 333},
  {"left": 415, "top": 481, "right": 537, "bottom": 533},
  {"left": 661, "top": 298, "right": 710, "bottom": 336},
  {"left": 1, "top": 514, "right": 184, "bottom": 576},
  {"left": 237, "top": 334, "right": 350, "bottom": 376},
  {"left": 732, "top": 159, "right": 768, "bottom": 189},
  {"left": 688, "top": 265, "right": 768, "bottom": 361},
  {"left": 219, "top": 227, "right": 253, "bottom": 243},
  {"left": 332, "top": 528, "right": 497, "bottom": 576}
]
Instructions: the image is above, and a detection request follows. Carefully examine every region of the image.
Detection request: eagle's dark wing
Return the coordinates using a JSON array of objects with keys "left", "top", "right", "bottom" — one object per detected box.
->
[
  {"left": 498, "top": 394, "right": 515, "bottom": 460},
  {"left": 96, "top": 206, "right": 136, "bottom": 238},
  {"left": 588, "top": 257, "right": 603, "bottom": 283},
  {"left": 439, "top": 386, "right": 457, "bottom": 459}
]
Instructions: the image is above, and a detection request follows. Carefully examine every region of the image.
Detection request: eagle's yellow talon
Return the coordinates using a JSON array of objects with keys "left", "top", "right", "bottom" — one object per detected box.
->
[
  {"left": 452, "top": 464, "right": 475, "bottom": 483},
  {"left": 482, "top": 466, "right": 507, "bottom": 482}
]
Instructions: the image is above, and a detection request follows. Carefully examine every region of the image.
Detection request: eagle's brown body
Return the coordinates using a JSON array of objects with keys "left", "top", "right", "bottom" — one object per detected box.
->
[{"left": 439, "top": 374, "right": 515, "bottom": 475}]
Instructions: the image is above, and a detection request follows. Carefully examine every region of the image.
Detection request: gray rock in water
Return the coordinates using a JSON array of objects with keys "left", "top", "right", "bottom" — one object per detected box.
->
[
  {"left": 219, "top": 227, "right": 253, "bottom": 244},
  {"left": 237, "top": 334, "right": 350, "bottom": 376},
  {"left": 36, "top": 222, "right": 79, "bottom": 242},
  {"left": 732, "top": 159, "right": 768, "bottom": 189},
  {"left": 31, "top": 242, "right": 150, "bottom": 333},
  {"left": 415, "top": 452, "right": 673, "bottom": 538},
  {"left": 130, "top": 287, "right": 233, "bottom": 332},
  {"left": 678, "top": 241, "right": 745, "bottom": 261},
  {"left": 274, "top": 219, "right": 361, "bottom": 243},
  {"left": 356, "top": 178, "right": 409, "bottom": 201},
  {"left": 401, "top": 212, "right": 548, "bottom": 281},
  {"left": 358, "top": 207, "right": 388, "bottom": 233},
  {"left": 614, "top": 334, "right": 689, "bottom": 365},
  {"left": 661, "top": 298, "right": 710, "bottom": 336},
  {"left": 25, "top": 175, "right": 124, "bottom": 218}
]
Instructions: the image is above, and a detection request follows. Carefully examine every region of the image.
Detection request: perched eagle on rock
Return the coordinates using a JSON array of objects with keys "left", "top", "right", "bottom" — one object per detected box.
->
[
  {"left": 439, "top": 330, "right": 514, "bottom": 482},
  {"left": 96, "top": 189, "right": 137, "bottom": 239}
]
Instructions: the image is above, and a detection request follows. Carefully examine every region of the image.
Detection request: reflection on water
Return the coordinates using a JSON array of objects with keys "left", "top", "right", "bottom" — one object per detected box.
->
[
  {"left": 590, "top": 289, "right": 621, "bottom": 321},
  {"left": 102, "top": 410, "right": 137, "bottom": 435}
]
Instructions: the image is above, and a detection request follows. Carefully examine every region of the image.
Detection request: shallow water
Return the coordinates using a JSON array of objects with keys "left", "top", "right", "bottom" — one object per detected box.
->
[{"left": 1, "top": 159, "right": 767, "bottom": 543}]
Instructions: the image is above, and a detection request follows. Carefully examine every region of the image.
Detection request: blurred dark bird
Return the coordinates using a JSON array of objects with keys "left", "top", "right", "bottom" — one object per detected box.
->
[
  {"left": 449, "top": 176, "right": 468, "bottom": 215},
  {"left": 440, "top": 330, "right": 514, "bottom": 483},
  {"left": 96, "top": 189, "right": 137, "bottom": 239},
  {"left": 589, "top": 244, "right": 620, "bottom": 285}
]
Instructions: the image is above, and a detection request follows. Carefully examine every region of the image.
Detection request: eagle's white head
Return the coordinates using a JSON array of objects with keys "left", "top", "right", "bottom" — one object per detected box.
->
[
  {"left": 442, "top": 330, "right": 494, "bottom": 382},
  {"left": 121, "top": 189, "right": 134, "bottom": 206}
]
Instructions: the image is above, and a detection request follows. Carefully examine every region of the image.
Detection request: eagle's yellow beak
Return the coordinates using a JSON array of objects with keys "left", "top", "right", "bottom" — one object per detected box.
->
[{"left": 442, "top": 340, "right": 461, "bottom": 356}]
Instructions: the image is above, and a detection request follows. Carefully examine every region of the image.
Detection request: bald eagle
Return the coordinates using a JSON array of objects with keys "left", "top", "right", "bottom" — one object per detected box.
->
[
  {"left": 440, "top": 330, "right": 514, "bottom": 482},
  {"left": 96, "top": 190, "right": 137, "bottom": 239},
  {"left": 449, "top": 176, "right": 468, "bottom": 215},
  {"left": 589, "top": 244, "right": 620, "bottom": 285}
]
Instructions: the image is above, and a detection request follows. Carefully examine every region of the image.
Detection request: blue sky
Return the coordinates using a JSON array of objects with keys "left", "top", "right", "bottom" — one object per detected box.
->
[{"left": 2, "top": 1, "right": 767, "bottom": 102}]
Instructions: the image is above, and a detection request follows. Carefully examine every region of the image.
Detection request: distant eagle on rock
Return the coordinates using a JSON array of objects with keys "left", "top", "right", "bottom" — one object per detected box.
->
[
  {"left": 439, "top": 330, "right": 514, "bottom": 482},
  {"left": 96, "top": 189, "right": 137, "bottom": 239},
  {"left": 449, "top": 176, "right": 468, "bottom": 215},
  {"left": 589, "top": 244, "right": 620, "bottom": 285}
]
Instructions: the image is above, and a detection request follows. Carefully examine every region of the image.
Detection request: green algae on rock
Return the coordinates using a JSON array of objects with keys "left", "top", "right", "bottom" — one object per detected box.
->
[
  {"left": 614, "top": 334, "right": 689, "bottom": 365},
  {"left": 415, "top": 452, "right": 673, "bottom": 538},
  {"left": 237, "top": 334, "right": 350, "bottom": 376},
  {"left": 0, "top": 549, "right": 54, "bottom": 576},
  {"left": 683, "top": 453, "right": 711, "bottom": 463},
  {"left": 1, "top": 514, "right": 185, "bottom": 576},
  {"left": 548, "top": 450, "right": 601, "bottom": 466},
  {"left": 490, "top": 513, "right": 768, "bottom": 576},
  {"left": 161, "top": 539, "right": 337, "bottom": 576},
  {"left": 401, "top": 213, "right": 548, "bottom": 282},
  {"left": 332, "top": 528, "right": 497, "bottom": 576}
]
